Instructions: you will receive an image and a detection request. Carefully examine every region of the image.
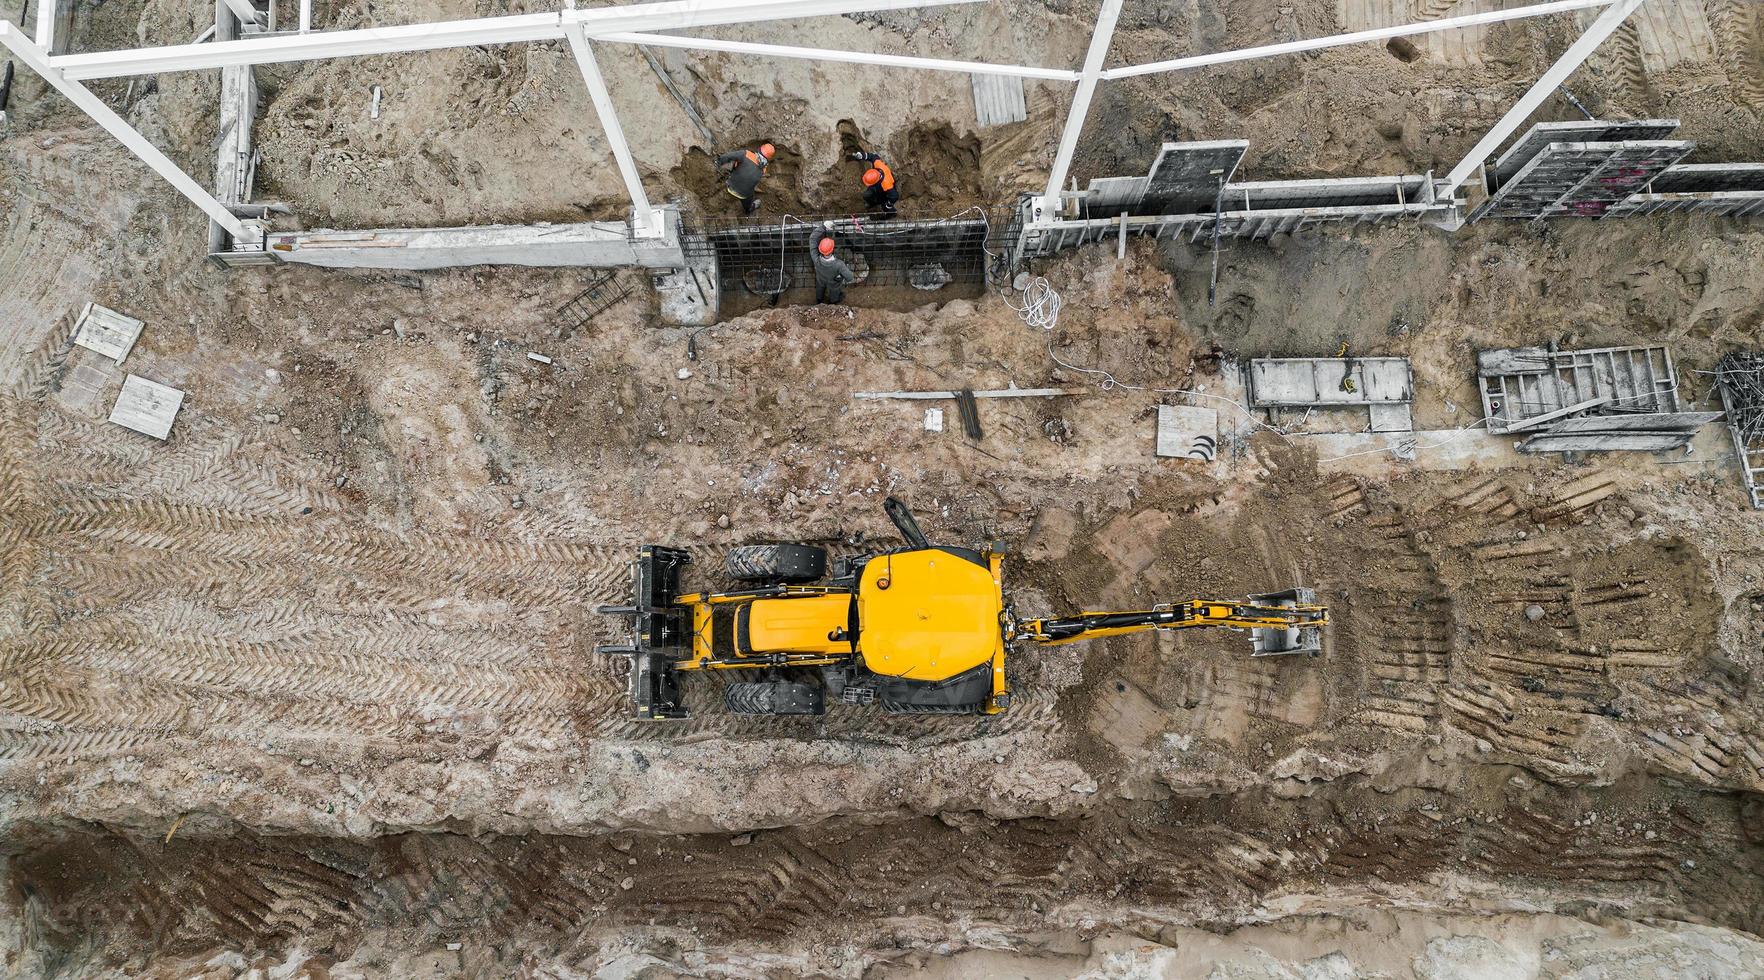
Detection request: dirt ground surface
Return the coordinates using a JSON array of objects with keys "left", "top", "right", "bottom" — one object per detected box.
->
[{"left": 5, "top": 0, "right": 1764, "bottom": 975}]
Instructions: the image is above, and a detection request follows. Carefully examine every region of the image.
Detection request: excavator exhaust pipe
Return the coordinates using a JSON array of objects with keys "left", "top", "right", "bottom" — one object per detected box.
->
[
  {"left": 883, "top": 496, "right": 930, "bottom": 549},
  {"left": 1247, "top": 587, "right": 1325, "bottom": 657}
]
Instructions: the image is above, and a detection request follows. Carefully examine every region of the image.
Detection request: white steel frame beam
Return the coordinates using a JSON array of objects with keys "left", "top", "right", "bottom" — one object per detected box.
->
[
  {"left": 1103, "top": 0, "right": 1618, "bottom": 79},
  {"left": 1042, "top": 0, "right": 1122, "bottom": 202},
  {"left": 1441, "top": 0, "right": 1647, "bottom": 196},
  {"left": 598, "top": 31, "right": 1078, "bottom": 80},
  {"left": 564, "top": 25, "right": 660, "bottom": 237},
  {"left": 219, "top": 0, "right": 264, "bottom": 33},
  {"left": 0, "top": 0, "right": 1661, "bottom": 253},
  {"left": 0, "top": 22, "right": 252, "bottom": 240},
  {"left": 50, "top": 0, "right": 984, "bottom": 80}
]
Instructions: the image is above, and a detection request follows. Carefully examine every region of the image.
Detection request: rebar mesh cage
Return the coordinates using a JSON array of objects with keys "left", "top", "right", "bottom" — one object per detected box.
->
[
  {"left": 556, "top": 270, "right": 634, "bottom": 335},
  {"left": 680, "top": 207, "right": 1019, "bottom": 297}
]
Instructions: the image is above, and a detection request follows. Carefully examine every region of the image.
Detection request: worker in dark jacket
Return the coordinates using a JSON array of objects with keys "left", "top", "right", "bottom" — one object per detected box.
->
[
  {"left": 849, "top": 150, "right": 899, "bottom": 215},
  {"left": 716, "top": 143, "right": 774, "bottom": 214},
  {"left": 811, "top": 225, "right": 856, "bottom": 305}
]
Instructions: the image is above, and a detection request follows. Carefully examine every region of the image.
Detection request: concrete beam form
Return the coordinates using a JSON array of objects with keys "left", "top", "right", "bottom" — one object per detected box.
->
[
  {"left": 0, "top": 22, "right": 254, "bottom": 241},
  {"left": 597, "top": 31, "right": 1079, "bottom": 80},
  {"left": 1104, "top": 0, "right": 1620, "bottom": 79},
  {"left": 48, "top": 0, "right": 985, "bottom": 80},
  {"left": 1017, "top": 197, "right": 1456, "bottom": 255},
  {"left": 257, "top": 218, "right": 687, "bottom": 270},
  {"left": 1041, "top": 0, "right": 1123, "bottom": 203},
  {"left": 1441, "top": 0, "right": 1649, "bottom": 198}
]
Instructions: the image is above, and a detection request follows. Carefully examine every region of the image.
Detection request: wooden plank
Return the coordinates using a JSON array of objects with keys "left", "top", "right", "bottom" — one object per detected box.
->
[
  {"left": 1520, "top": 433, "right": 1687, "bottom": 453},
  {"left": 71, "top": 302, "right": 145, "bottom": 363},
  {"left": 1502, "top": 396, "right": 1612, "bottom": 433},
  {"left": 971, "top": 72, "right": 1026, "bottom": 127},
  {"left": 854, "top": 388, "right": 1077, "bottom": 400}
]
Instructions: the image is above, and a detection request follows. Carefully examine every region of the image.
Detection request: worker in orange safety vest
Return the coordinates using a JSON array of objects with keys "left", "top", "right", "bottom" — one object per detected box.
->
[{"left": 848, "top": 150, "right": 899, "bottom": 216}]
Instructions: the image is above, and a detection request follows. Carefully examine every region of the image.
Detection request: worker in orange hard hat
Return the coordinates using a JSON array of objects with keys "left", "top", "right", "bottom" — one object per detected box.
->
[
  {"left": 848, "top": 149, "right": 899, "bottom": 216},
  {"left": 715, "top": 142, "right": 775, "bottom": 215},
  {"left": 810, "top": 222, "right": 856, "bottom": 305}
]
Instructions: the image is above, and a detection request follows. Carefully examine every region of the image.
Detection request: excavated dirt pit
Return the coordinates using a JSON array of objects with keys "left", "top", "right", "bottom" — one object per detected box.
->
[{"left": 4, "top": 0, "right": 1764, "bottom": 974}]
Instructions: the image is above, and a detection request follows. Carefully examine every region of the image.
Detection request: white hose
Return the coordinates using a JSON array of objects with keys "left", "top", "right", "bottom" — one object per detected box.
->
[{"left": 1006, "top": 276, "right": 1062, "bottom": 331}]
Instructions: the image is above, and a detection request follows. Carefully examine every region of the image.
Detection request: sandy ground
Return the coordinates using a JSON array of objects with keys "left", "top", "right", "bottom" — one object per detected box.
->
[{"left": 4, "top": 0, "right": 1764, "bottom": 975}]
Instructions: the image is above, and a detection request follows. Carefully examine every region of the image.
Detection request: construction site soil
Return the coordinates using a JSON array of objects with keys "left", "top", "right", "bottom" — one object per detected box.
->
[{"left": 4, "top": 0, "right": 1764, "bottom": 975}]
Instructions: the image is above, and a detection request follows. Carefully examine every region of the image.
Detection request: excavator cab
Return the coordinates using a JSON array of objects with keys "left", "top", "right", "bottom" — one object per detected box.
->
[{"left": 594, "top": 498, "right": 1326, "bottom": 720}]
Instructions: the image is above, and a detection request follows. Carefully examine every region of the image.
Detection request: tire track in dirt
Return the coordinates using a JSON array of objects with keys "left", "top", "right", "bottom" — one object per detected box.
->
[
  {"left": 12, "top": 760, "right": 1764, "bottom": 964},
  {"left": 1, "top": 411, "right": 1070, "bottom": 762},
  {"left": 1321, "top": 476, "right": 1454, "bottom": 736},
  {"left": 1707, "top": 0, "right": 1764, "bottom": 105}
]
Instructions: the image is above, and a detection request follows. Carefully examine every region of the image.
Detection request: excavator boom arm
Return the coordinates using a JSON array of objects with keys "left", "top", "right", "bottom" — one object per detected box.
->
[{"left": 1015, "top": 590, "right": 1327, "bottom": 655}]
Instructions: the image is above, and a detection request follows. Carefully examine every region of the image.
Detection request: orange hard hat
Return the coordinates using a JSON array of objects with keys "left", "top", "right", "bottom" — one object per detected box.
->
[
  {"left": 758, "top": 143, "right": 776, "bottom": 159},
  {"left": 863, "top": 168, "right": 882, "bottom": 186},
  {"left": 818, "top": 237, "right": 836, "bottom": 255}
]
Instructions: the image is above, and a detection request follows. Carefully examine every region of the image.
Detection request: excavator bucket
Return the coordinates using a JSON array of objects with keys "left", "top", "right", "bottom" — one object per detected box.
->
[
  {"left": 1247, "top": 587, "right": 1326, "bottom": 657},
  {"left": 594, "top": 546, "right": 693, "bottom": 719}
]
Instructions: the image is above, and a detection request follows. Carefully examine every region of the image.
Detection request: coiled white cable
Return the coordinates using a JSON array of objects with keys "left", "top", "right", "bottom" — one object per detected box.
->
[{"left": 1006, "top": 276, "right": 1062, "bottom": 331}]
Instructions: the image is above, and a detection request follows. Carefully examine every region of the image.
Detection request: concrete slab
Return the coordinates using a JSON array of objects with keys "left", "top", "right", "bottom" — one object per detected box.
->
[
  {"left": 56, "top": 360, "right": 115, "bottom": 416},
  {"left": 1156, "top": 405, "right": 1218, "bottom": 460},
  {"left": 109, "top": 374, "right": 184, "bottom": 440},
  {"left": 654, "top": 253, "right": 719, "bottom": 326},
  {"left": 269, "top": 215, "right": 686, "bottom": 271},
  {"left": 1303, "top": 429, "right": 1513, "bottom": 472},
  {"left": 71, "top": 302, "right": 144, "bottom": 363},
  {"left": 1368, "top": 402, "right": 1414, "bottom": 433}
]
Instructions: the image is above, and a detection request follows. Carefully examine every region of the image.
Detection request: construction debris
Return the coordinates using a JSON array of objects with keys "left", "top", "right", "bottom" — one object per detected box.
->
[
  {"left": 555, "top": 270, "right": 633, "bottom": 337},
  {"left": 1714, "top": 351, "right": 1764, "bottom": 509},
  {"left": 955, "top": 388, "right": 983, "bottom": 440},
  {"left": 1479, "top": 345, "right": 1721, "bottom": 453},
  {"left": 108, "top": 374, "right": 184, "bottom": 440},
  {"left": 71, "top": 302, "right": 145, "bottom": 363}
]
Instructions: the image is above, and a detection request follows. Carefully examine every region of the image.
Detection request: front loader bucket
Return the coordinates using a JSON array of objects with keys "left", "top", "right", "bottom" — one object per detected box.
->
[
  {"left": 594, "top": 545, "right": 693, "bottom": 719},
  {"left": 1248, "top": 587, "right": 1326, "bottom": 657}
]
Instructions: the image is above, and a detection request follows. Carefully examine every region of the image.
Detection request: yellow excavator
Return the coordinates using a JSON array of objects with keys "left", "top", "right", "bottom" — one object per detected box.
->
[{"left": 595, "top": 498, "right": 1327, "bottom": 718}]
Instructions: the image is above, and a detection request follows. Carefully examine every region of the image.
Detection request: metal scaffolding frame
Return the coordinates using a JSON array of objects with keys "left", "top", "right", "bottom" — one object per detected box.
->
[{"left": 0, "top": 0, "right": 1649, "bottom": 251}]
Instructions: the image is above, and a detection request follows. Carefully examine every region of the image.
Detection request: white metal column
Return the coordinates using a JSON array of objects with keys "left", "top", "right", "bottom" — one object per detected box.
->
[
  {"left": 1041, "top": 0, "right": 1123, "bottom": 207},
  {"left": 564, "top": 24, "right": 661, "bottom": 237},
  {"left": 0, "top": 22, "right": 253, "bottom": 241},
  {"left": 1441, "top": 0, "right": 1648, "bottom": 197},
  {"left": 34, "top": 0, "right": 57, "bottom": 50}
]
